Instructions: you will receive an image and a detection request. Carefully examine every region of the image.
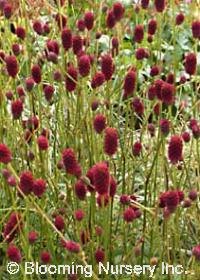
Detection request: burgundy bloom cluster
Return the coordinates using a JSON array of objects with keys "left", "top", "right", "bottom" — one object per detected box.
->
[
  {"left": 0, "top": 143, "right": 12, "bottom": 164},
  {"left": 188, "top": 118, "right": 200, "bottom": 139},
  {"left": 101, "top": 54, "right": 115, "bottom": 81},
  {"left": 159, "top": 190, "right": 184, "bottom": 214},
  {"left": 91, "top": 72, "right": 105, "bottom": 89},
  {"left": 3, "top": 212, "right": 23, "bottom": 242},
  {"left": 5, "top": 55, "right": 18, "bottom": 78},
  {"left": 62, "top": 240, "right": 81, "bottom": 253},
  {"left": 19, "top": 171, "right": 46, "bottom": 197},
  {"left": 7, "top": 244, "right": 21, "bottom": 263},
  {"left": 104, "top": 127, "right": 118, "bottom": 156},
  {"left": 184, "top": 53, "right": 197, "bottom": 75},
  {"left": 65, "top": 65, "right": 78, "bottom": 92},
  {"left": 123, "top": 70, "right": 137, "bottom": 97},
  {"left": 106, "top": 2, "right": 125, "bottom": 29},
  {"left": 93, "top": 114, "right": 107, "bottom": 134},
  {"left": 168, "top": 135, "right": 183, "bottom": 164},
  {"left": 62, "top": 148, "right": 82, "bottom": 177}
]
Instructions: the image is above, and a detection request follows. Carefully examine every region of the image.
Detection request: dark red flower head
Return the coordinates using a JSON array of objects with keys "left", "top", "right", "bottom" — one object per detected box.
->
[
  {"left": 123, "top": 207, "right": 136, "bottom": 222},
  {"left": 33, "top": 20, "right": 43, "bottom": 35},
  {"left": 63, "top": 240, "right": 80, "bottom": 253},
  {"left": 93, "top": 114, "right": 107, "bottom": 134},
  {"left": 147, "top": 85, "right": 156, "bottom": 100},
  {"left": 5, "top": 55, "right": 18, "bottom": 78},
  {"left": 37, "top": 135, "right": 49, "bottom": 150},
  {"left": 77, "top": 19, "right": 85, "bottom": 32},
  {"left": 65, "top": 65, "right": 78, "bottom": 92},
  {"left": 78, "top": 55, "right": 91, "bottom": 77},
  {"left": 134, "top": 24, "right": 144, "bottom": 43},
  {"left": 47, "top": 52, "right": 58, "bottom": 63},
  {"left": 160, "top": 119, "right": 170, "bottom": 135},
  {"left": 192, "top": 245, "right": 200, "bottom": 261},
  {"left": 95, "top": 249, "right": 105, "bottom": 263},
  {"left": 62, "top": 148, "right": 81, "bottom": 176},
  {"left": 192, "top": 20, "right": 200, "bottom": 39},
  {"left": 111, "top": 37, "right": 119, "bottom": 49},
  {"left": 61, "top": 28, "right": 72, "bottom": 51},
  {"left": 154, "top": 0, "right": 165, "bottom": 12},
  {"left": 104, "top": 127, "right": 118, "bottom": 156},
  {"left": 160, "top": 191, "right": 180, "bottom": 212},
  {"left": 161, "top": 82, "right": 176, "bottom": 105},
  {"left": 6, "top": 176, "right": 16, "bottom": 189},
  {"left": 132, "top": 97, "right": 144, "bottom": 115},
  {"left": 168, "top": 135, "right": 183, "bottom": 164},
  {"left": 166, "top": 73, "right": 175, "bottom": 84},
  {"left": 31, "top": 64, "right": 42, "bottom": 84},
  {"left": 153, "top": 102, "right": 160, "bottom": 115},
  {"left": 28, "top": 231, "right": 38, "bottom": 244},
  {"left": 101, "top": 54, "right": 114, "bottom": 81},
  {"left": 3, "top": 3, "right": 12, "bottom": 19},
  {"left": 132, "top": 141, "right": 142, "bottom": 156},
  {"left": 150, "top": 65, "right": 160, "bottom": 76},
  {"left": 176, "top": 13, "right": 184, "bottom": 26},
  {"left": 43, "top": 23, "right": 50, "bottom": 34},
  {"left": 91, "top": 72, "right": 105, "bottom": 89},
  {"left": 43, "top": 85, "right": 54, "bottom": 102},
  {"left": 154, "top": 79, "right": 164, "bottom": 99},
  {"left": 54, "top": 215, "right": 65, "bottom": 231},
  {"left": 54, "top": 70, "right": 62, "bottom": 82},
  {"left": 25, "top": 77, "right": 34, "bottom": 92},
  {"left": 74, "top": 209, "right": 85, "bottom": 221},
  {"left": 11, "top": 99, "right": 23, "bottom": 119},
  {"left": 135, "top": 48, "right": 148, "bottom": 60},
  {"left": 123, "top": 70, "right": 136, "bottom": 97},
  {"left": 189, "top": 118, "right": 198, "bottom": 130},
  {"left": 148, "top": 34, "right": 153, "bottom": 43},
  {"left": 179, "top": 75, "right": 187, "bottom": 84},
  {"left": 93, "top": 162, "right": 110, "bottom": 195},
  {"left": 27, "top": 116, "right": 39, "bottom": 131},
  {"left": 184, "top": 52, "right": 197, "bottom": 75},
  {"left": 182, "top": 131, "right": 190, "bottom": 143},
  {"left": 189, "top": 190, "right": 198, "bottom": 201},
  {"left": 84, "top": 11, "right": 94, "bottom": 30},
  {"left": 192, "top": 124, "right": 200, "bottom": 139},
  {"left": 46, "top": 39, "right": 59, "bottom": 55},
  {"left": 3, "top": 212, "right": 22, "bottom": 242},
  {"left": 141, "top": 0, "right": 149, "bottom": 9},
  {"left": 113, "top": 2, "right": 125, "bottom": 21},
  {"left": 41, "top": 251, "right": 51, "bottom": 263},
  {"left": 85, "top": 167, "right": 95, "bottom": 192},
  {"left": 120, "top": 194, "right": 130, "bottom": 205},
  {"left": 12, "top": 43, "right": 20, "bottom": 56},
  {"left": 72, "top": 35, "right": 83, "bottom": 55},
  {"left": 75, "top": 179, "right": 87, "bottom": 200},
  {"left": 16, "top": 26, "right": 26, "bottom": 40},
  {"left": 33, "top": 178, "right": 46, "bottom": 197},
  {"left": 109, "top": 176, "right": 117, "bottom": 197},
  {"left": 19, "top": 171, "right": 34, "bottom": 195},
  {"left": 148, "top": 123, "right": 155, "bottom": 137},
  {"left": 148, "top": 19, "right": 157, "bottom": 35},
  {"left": 7, "top": 245, "right": 21, "bottom": 263},
  {"left": 106, "top": 9, "right": 116, "bottom": 29},
  {"left": 16, "top": 86, "right": 25, "bottom": 98},
  {"left": 0, "top": 143, "right": 12, "bottom": 164},
  {"left": 5, "top": 91, "right": 13, "bottom": 100}
]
